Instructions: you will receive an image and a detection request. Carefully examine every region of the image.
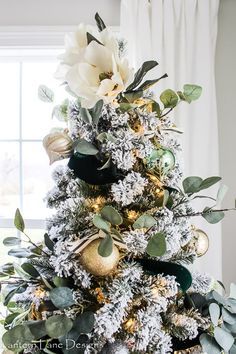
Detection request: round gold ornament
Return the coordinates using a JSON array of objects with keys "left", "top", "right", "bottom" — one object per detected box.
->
[
  {"left": 192, "top": 228, "right": 209, "bottom": 257},
  {"left": 80, "top": 239, "right": 120, "bottom": 276}
]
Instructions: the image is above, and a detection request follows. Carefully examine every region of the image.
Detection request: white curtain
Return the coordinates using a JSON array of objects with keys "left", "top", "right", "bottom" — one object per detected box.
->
[{"left": 120, "top": 0, "right": 222, "bottom": 280}]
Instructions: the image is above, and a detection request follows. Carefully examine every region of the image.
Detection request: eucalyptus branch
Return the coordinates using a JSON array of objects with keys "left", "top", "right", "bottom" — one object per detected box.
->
[
  {"left": 160, "top": 107, "right": 174, "bottom": 118},
  {"left": 175, "top": 207, "right": 236, "bottom": 218},
  {"left": 23, "top": 232, "right": 49, "bottom": 257}
]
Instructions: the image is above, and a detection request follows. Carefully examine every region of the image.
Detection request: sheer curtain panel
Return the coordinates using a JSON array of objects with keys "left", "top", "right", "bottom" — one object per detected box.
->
[{"left": 120, "top": 0, "right": 221, "bottom": 280}]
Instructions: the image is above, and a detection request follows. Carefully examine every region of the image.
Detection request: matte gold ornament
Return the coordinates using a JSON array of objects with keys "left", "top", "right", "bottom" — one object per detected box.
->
[
  {"left": 43, "top": 130, "right": 73, "bottom": 165},
  {"left": 80, "top": 239, "right": 120, "bottom": 276},
  {"left": 192, "top": 228, "right": 209, "bottom": 257}
]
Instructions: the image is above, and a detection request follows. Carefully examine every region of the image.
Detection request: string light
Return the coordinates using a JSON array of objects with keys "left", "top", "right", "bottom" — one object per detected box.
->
[
  {"left": 91, "top": 197, "right": 106, "bottom": 212},
  {"left": 34, "top": 288, "right": 46, "bottom": 298},
  {"left": 127, "top": 210, "right": 138, "bottom": 221},
  {"left": 123, "top": 318, "right": 137, "bottom": 333}
]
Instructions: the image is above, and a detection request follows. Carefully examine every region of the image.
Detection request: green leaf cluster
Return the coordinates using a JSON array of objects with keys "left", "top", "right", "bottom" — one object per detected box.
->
[
  {"left": 183, "top": 176, "right": 221, "bottom": 194},
  {"left": 92, "top": 206, "right": 123, "bottom": 257},
  {"left": 2, "top": 310, "right": 95, "bottom": 352},
  {"left": 200, "top": 286, "right": 236, "bottom": 353},
  {"left": 80, "top": 100, "right": 103, "bottom": 125}
]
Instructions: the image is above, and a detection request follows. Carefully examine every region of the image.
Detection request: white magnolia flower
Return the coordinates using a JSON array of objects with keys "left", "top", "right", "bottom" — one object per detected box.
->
[{"left": 56, "top": 25, "right": 133, "bottom": 108}]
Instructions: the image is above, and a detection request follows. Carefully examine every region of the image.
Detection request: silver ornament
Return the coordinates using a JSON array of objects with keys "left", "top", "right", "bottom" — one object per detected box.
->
[{"left": 99, "top": 341, "right": 129, "bottom": 354}]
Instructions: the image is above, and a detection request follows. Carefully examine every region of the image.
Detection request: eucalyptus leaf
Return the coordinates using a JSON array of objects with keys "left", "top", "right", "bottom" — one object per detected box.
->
[
  {"left": 151, "top": 101, "right": 161, "bottom": 116},
  {"left": 214, "top": 326, "right": 234, "bottom": 351},
  {"left": 183, "top": 84, "right": 202, "bottom": 103},
  {"left": 14, "top": 263, "right": 32, "bottom": 280},
  {"left": 93, "top": 215, "right": 110, "bottom": 232},
  {"left": 123, "top": 90, "right": 143, "bottom": 103},
  {"left": 199, "top": 333, "right": 222, "bottom": 354},
  {"left": 14, "top": 208, "right": 25, "bottom": 232},
  {"left": 203, "top": 210, "right": 225, "bottom": 224},
  {"left": 50, "top": 287, "right": 75, "bottom": 309},
  {"left": 227, "top": 298, "right": 236, "bottom": 313},
  {"left": 44, "top": 233, "right": 54, "bottom": 251},
  {"left": 217, "top": 184, "right": 228, "bottom": 205},
  {"left": 38, "top": 85, "right": 54, "bottom": 103},
  {"left": 2, "top": 324, "right": 35, "bottom": 350},
  {"left": 98, "top": 234, "right": 113, "bottom": 257},
  {"left": 73, "top": 312, "right": 95, "bottom": 334},
  {"left": 222, "top": 308, "right": 236, "bottom": 325},
  {"left": 209, "top": 303, "right": 220, "bottom": 326},
  {"left": 52, "top": 99, "right": 69, "bottom": 122},
  {"left": 8, "top": 248, "right": 31, "bottom": 258},
  {"left": 133, "top": 214, "right": 156, "bottom": 229},
  {"left": 160, "top": 89, "right": 178, "bottom": 108},
  {"left": 3, "top": 237, "right": 21, "bottom": 246},
  {"left": 230, "top": 344, "right": 236, "bottom": 354},
  {"left": 101, "top": 206, "right": 123, "bottom": 225},
  {"left": 80, "top": 107, "right": 92, "bottom": 124},
  {"left": 26, "top": 320, "right": 47, "bottom": 340},
  {"left": 95, "top": 12, "right": 106, "bottom": 31},
  {"left": 45, "top": 315, "right": 73, "bottom": 338},
  {"left": 75, "top": 139, "right": 99, "bottom": 155},
  {"left": 21, "top": 263, "right": 40, "bottom": 278},
  {"left": 126, "top": 60, "right": 158, "bottom": 91},
  {"left": 90, "top": 99, "right": 103, "bottom": 125},
  {"left": 162, "top": 190, "right": 170, "bottom": 207},
  {"left": 53, "top": 276, "right": 70, "bottom": 288},
  {"left": 182, "top": 176, "right": 203, "bottom": 194},
  {"left": 212, "top": 290, "right": 228, "bottom": 306},
  {"left": 0, "top": 263, "right": 14, "bottom": 276},
  {"left": 200, "top": 176, "right": 221, "bottom": 191},
  {"left": 177, "top": 91, "right": 187, "bottom": 101},
  {"left": 3, "top": 282, "right": 27, "bottom": 305},
  {"left": 4, "top": 312, "right": 21, "bottom": 329},
  {"left": 146, "top": 233, "right": 166, "bottom": 257},
  {"left": 119, "top": 103, "right": 137, "bottom": 112}
]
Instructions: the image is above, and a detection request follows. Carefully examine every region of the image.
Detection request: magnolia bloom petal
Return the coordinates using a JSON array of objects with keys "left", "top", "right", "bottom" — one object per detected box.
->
[
  {"left": 84, "top": 41, "right": 113, "bottom": 72},
  {"left": 78, "top": 62, "right": 100, "bottom": 88},
  {"left": 56, "top": 25, "right": 134, "bottom": 107}
]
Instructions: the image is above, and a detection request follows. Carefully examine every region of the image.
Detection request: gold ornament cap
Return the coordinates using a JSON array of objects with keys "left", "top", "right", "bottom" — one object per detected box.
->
[{"left": 80, "top": 239, "right": 120, "bottom": 276}]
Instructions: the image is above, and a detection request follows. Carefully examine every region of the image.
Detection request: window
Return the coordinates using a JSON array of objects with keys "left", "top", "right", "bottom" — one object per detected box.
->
[{"left": 0, "top": 48, "right": 67, "bottom": 235}]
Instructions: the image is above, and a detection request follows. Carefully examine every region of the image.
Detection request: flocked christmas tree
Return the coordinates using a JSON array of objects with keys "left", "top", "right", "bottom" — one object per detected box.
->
[{"left": 1, "top": 13, "right": 236, "bottom": 354}]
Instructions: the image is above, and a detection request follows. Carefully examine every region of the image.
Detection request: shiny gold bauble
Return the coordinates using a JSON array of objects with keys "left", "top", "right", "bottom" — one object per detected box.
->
[
  {"left": 193, "top": 228, "right": 209, "bottom": 257},
  {"left": 80, "top": 239, "right": 120, "bottom": 276}
]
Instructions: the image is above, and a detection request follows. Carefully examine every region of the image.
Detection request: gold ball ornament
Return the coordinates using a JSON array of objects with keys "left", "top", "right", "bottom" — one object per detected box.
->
[
  {"left": 193, "top": 228, "right": 209, "bottom": 257},
  {"left": 80, "top": 239, "right": 120, "bottom": 276}
]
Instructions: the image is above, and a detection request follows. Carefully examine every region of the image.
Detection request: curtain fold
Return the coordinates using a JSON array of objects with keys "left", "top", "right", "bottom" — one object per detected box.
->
[{"left": 120, "top": 0, "right": 222, "bottom": 280}]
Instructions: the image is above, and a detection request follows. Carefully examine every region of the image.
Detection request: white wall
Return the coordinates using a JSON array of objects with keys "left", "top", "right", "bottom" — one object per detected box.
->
[
  {"left": 0, "top": 0, "right": 120, "bottom": 26},
  {"left": 216, "top": 0, "right": 236, "bottom": 289}
]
